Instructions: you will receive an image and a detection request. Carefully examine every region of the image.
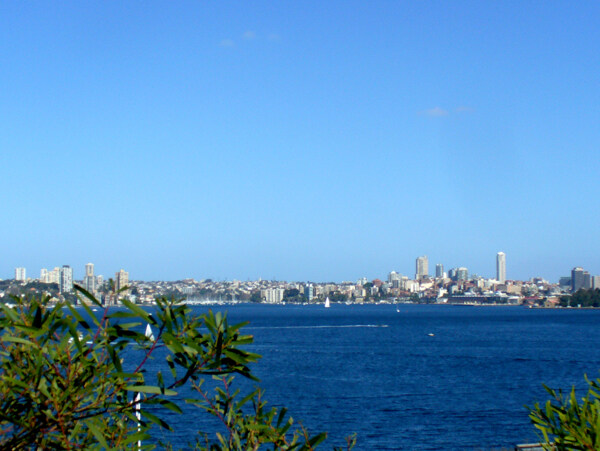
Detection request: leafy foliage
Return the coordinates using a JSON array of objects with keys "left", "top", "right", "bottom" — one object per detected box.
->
[
  {"left": 559, "top": 289, "right": 600, "bottom": 308},
  {"left": 528, "top": 376, "right": 600, "bottom": 450},
  {"left": 0, "top": 287, "right": 351, "bottom": 450}
]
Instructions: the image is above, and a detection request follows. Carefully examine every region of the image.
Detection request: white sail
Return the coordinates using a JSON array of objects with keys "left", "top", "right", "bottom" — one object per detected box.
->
[
  {"left": 145, "top": 324, "right": 155, "bottom": 342},
  {"left": 324, "top": 297, "right": 330, "bottom": 308}
]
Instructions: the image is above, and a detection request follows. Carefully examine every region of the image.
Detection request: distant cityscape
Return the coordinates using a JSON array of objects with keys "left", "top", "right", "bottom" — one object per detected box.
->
[{"left": 3, "top": 252, "right": 599, "bottom": 307}]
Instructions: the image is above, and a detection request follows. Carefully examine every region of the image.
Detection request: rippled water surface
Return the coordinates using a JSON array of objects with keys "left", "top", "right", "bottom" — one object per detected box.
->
[{"left": 145, "top": 304, "right": 600, "bottom": 450}]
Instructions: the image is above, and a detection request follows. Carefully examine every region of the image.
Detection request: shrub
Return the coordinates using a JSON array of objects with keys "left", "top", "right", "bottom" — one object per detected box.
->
[
  {"left": 528, "top": 376, "right": 600, "bottom": 450},
  {"left": 0, "top": 287, "right": 352, "bottom": 450}
]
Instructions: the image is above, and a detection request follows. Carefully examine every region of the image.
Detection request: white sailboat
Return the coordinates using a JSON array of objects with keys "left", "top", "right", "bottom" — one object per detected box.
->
[
  {"left": 145, "top": 324, "right": 155, "bottom": 342},
  {"left": 324, "top": 297, "right": 330, "bottom": 308}
]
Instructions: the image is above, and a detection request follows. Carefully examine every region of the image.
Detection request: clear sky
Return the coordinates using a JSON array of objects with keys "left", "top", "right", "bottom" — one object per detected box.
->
[{"left": 1, "top": 1, "right": 599, "bottom": 282}]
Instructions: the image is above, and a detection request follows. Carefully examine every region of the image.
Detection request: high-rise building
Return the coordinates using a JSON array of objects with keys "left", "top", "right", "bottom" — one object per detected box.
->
[
  {"left": 40, "top": 268, "right": 49, "bottom": 283},
  {"left": 49, "top": 267, "right": 61, "bottom": 284},
  {"left": 559, "top": 276, "right": 572, "bottom": 289},
  {"left": 84, "top": 263, "right": 96, "bottom": 293},
  {"left": 15, "top": 267, "right": 26, "bottom": 281},
  {"left": 415, "top": 256, "right": 428, "bottom": 280},
  {"left": 304, "top": 284, "right": 314, "bottom": 301},
  {"left": 262, "top": 288, "right": 285, "bottom": 303},
  {"left": 456, "top": 267, "right": 469, "bottom": 282},
  {"left": 60, "top": 265, "right": 73, "bottom": 294},
  {"left": 388, "top": 271, "right": 401, "bottom": 283},
  {"left": 435, "top": 264, "right": 444, "bottom": 279},
  {"left": 496, "top": 252, "right": 506, "bottom": 283},
  {"left": 583, "top": 271, "right": 591, "bottom": 290},
  {"left": 571, "top": 267, "right": 586, "bottom": 292},
  {"left": 115, "top": 269, "right": 129, "bottom": 295}
]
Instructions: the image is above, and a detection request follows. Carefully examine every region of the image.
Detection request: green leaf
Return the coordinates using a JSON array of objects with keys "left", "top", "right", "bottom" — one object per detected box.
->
[
  {"left": 74, "top": 284, "right": 104, "bottom": 307},
  {"left": 140, "top": 409, "right": 172, "bottom": 431},
  {"left": 158, "top": 399, "right": 183, "bottom": 414},
  {"left": 86, "top": 420, "right": 109, "bottom": 449},
  {"left": 124, "top": 385, "right": 177, "bottom": 396},
  {"left": 120, "top": 298, "right": 150, "bottom": 322},
  {"left": 66, "top": 303, "right": 93, "bottom": 331},
  {"left": 2, "top": 336, "right": 36, "bottom": 347}
]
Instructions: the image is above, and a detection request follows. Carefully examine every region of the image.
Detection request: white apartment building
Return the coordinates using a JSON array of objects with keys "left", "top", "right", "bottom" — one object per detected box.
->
[
  {"left": 15, "top": 267, "right": 26, "bottom": 281},
  {"left": 497, "top": 252, "right": 506, "bottom": 284}
]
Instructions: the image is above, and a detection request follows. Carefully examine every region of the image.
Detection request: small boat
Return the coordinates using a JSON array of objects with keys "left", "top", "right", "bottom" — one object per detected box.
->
[
  {"left": 324, "top": 297, "right": 330, "bottom": 308},
  {"left": 428, "top": 333, "right": 435, "bottom": 337}
]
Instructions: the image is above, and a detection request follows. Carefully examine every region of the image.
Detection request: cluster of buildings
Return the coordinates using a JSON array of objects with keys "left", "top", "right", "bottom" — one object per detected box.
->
[
  {"left": 413, "top": 252, "right": 506, "bottom": 284},
  {"left": 13, "top": 264, "right": 129, "bottom": 302},
  {"left": 6, "top": 252, "right": 599, "bottom": 306},
  {"left": 561, "top": 267, "right": 600, "bottom": 292}
]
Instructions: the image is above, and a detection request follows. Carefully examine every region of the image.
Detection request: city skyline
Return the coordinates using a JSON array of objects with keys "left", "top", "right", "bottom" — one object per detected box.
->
[
  {"left": 2, "top": 2, "right": 600, "bottom": 282},
  {"left": 7, "top": 251, "right": 598, "bottom": 285}
]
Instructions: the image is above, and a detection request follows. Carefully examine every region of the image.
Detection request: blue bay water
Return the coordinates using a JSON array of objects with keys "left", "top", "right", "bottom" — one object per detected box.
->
[{"left": 142, "top": 304, "right": 600, "bottom": 450}]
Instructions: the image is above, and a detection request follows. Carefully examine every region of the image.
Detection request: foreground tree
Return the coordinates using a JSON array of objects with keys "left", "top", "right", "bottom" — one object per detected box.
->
[
  {"left": 528, "top": 376, "right": 600, "bottom": 450},
  {"left": 0, "top": 287, "right": 353, "bottom": 450}
]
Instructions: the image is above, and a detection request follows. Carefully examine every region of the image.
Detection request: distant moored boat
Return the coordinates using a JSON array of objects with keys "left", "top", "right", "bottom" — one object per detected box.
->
[{"left": 324, "top": 297, "right": 330, "bottom": 308}]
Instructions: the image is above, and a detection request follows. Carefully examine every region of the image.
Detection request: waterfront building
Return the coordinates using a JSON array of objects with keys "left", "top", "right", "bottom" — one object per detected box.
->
[
  {"left": 15, "top": 267, "right": 26, "bottom": 281},
  {"left": 416, "top": 256, "right": 428, "bottom": 280},
  {"left": 304, "top": 284, "right": 314, "bottom": 301},
  {"left": 60, "top": 265, "right": 73, "bottom": 294},
  {"left": 571, "top": 267, "right": 591, "bottom": 291},
  {"left": 40, "top": 268, "right": 48, "bottom": 283},
  {"left": 496, "top": 252, "right": 506, "bottom": 284},
  {"left": 262, "top": 288, "right": 285, "bottom": 303},
  {"left": 435, "top": 264, "right": 444, "bottom": 279},
  {"left": 115, "top": 269, "right": 129, "bottom": 294},
  {"left": 592, "top": 276, "right": 600, "bottom": 289},
  {"left": 84, "top": 263, "right": 96, "bottom": 293}
]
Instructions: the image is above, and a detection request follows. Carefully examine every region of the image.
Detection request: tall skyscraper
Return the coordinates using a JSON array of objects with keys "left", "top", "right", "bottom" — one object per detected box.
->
[
  {"left": 583, "top": 271, "right": 591, "bottom": 290},
  {"left": 570, "top": 267, "right": 591, "bottom": 291},
  {"left": 304, "top": 284, "right": 314, "bottom": 301},
  {"left": 496, "top": 252, "right": 506, "bottom": 283},
  {"left": 60, "top": 265, "right": 73, "bottom": 294},
  {"left": 84, "top": 263, "right": 96, "bottom": 293},
  {"left": 456, "top": 267, "right": 469, "bottom": 282},
  {"left": 115, "top": 269, "right": 129, "bottom": 295},
  {"left": 49, "top": 267, "right": 61, "bottom": 284},
  {"left": 15, "top": 267, "right": 26, "bottom": 281},
  {"left": 435, "top": 264, "right": 444, "bottom": 279},
  {"left": 388, "top": 271, "right": 401, "bottom": 283},
  {"left": 415, "top": 256, "right": 428, "bottom": 280},
  {"left": 571, "top": 267, "right": 585, "bottom": 292}
]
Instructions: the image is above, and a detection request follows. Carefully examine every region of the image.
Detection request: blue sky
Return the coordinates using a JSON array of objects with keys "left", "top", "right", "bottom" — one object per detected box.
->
[{"left": 1, "top": 1, "right": 599, "bottom": 282}]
